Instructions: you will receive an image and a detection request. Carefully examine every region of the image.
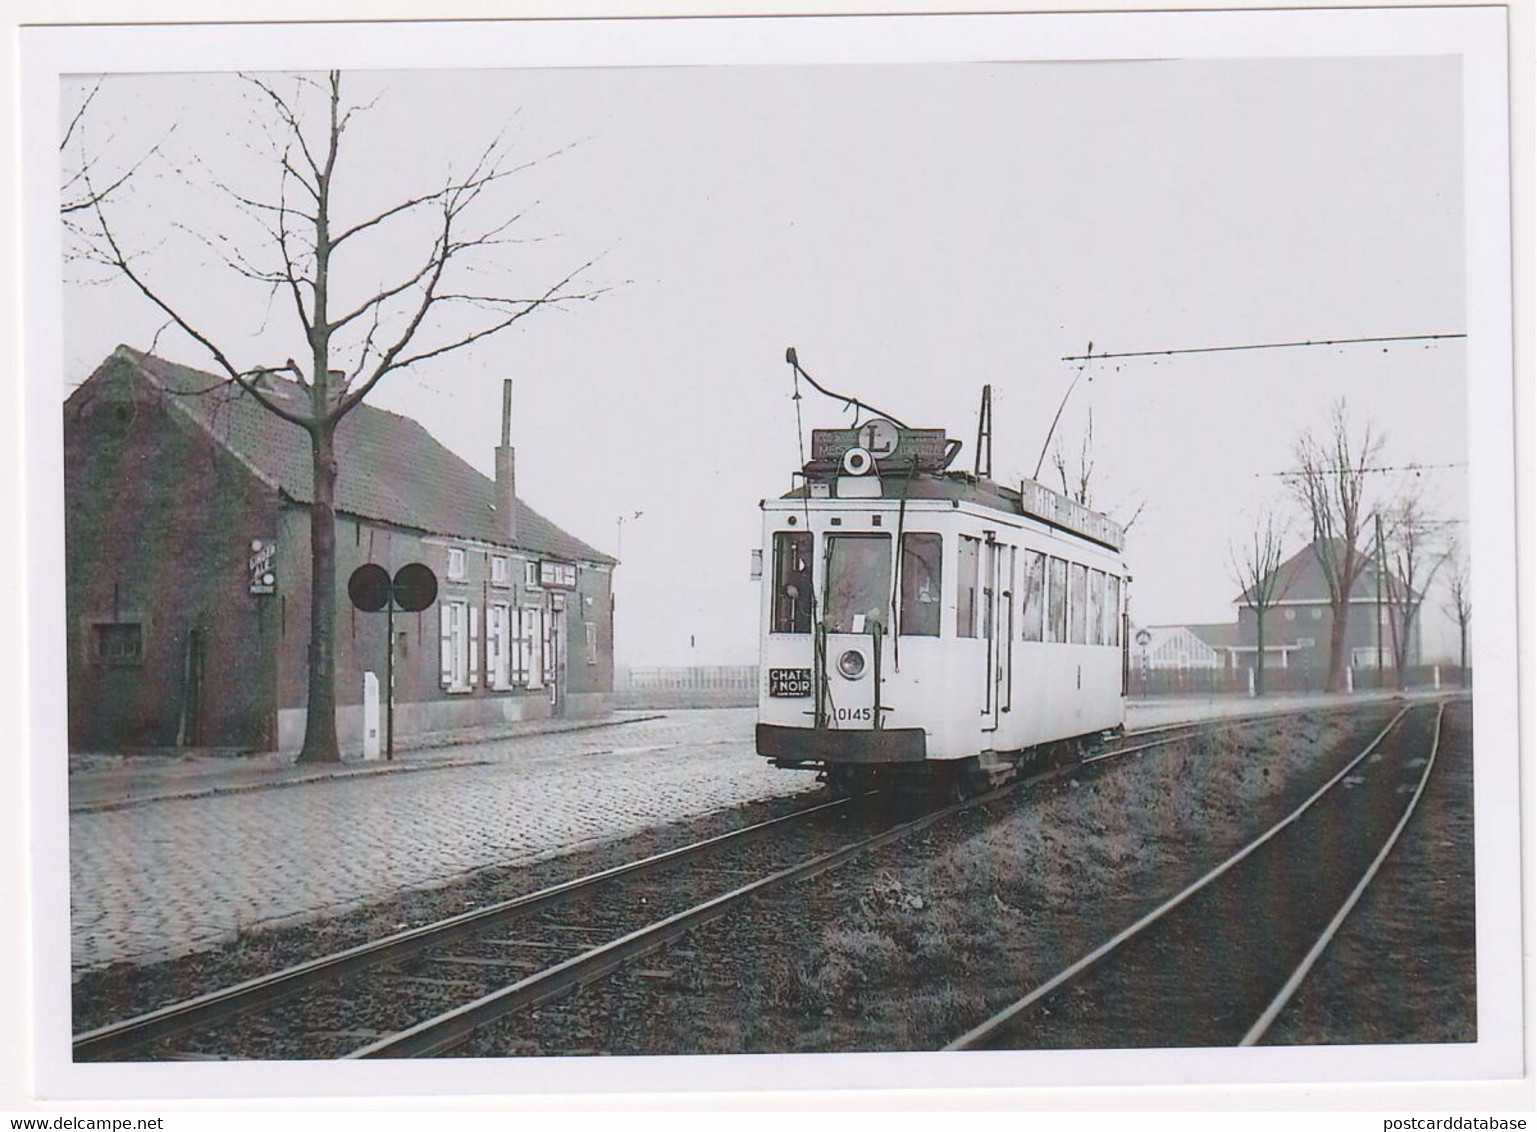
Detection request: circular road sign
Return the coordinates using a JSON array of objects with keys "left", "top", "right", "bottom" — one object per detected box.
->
[
  {"left": 347, "top": 563, "right": 391, "bottom": 613},
  {"left": 392, "top": 563, "right": 439, "bottom": 613}
]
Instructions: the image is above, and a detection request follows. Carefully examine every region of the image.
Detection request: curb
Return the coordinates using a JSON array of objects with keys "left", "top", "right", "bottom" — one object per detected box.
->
[{"left": 69, "top": 712, "right": 671, "bottom": 815}]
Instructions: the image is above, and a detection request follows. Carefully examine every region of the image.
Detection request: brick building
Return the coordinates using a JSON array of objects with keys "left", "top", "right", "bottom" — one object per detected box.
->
[
  {"left": 1186, "top": 539, "right": 1420, "bottom": 676},
  {"left": 65, "top": 346, "right": 616, "bottom": 752}
]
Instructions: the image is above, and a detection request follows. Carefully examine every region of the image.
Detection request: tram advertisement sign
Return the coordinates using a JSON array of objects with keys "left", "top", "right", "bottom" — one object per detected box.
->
[
  {"left": 811, "top": 425, "right": 948, "bottom": 469},
  {"left": 768, "top": 667, "right": 813, "bottom": 697},
  {"left": 248, "top": 538, "right": 276, "bottom": 595}
]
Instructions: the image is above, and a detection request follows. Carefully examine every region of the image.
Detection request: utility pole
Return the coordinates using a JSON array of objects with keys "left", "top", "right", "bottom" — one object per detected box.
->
[{"left": 1383, "top": 513, "right": 1395, "bottom": 689}]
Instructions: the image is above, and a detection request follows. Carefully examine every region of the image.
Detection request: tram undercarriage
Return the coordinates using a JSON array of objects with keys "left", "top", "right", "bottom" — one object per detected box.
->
[{"left": 761, "top": 725, "right": 1123, "bottom": 798}]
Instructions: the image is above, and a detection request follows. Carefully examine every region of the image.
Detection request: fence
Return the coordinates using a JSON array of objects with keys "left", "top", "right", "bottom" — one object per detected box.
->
[
  {"left": 613, "top": 663, "right": 1472, "bottom": 710},
  {"left": 1131, "top": 664, "right": 1471, "bottom": 699},
  {"left": 614, "top": 665, "right": 758, "bottom": 709}
]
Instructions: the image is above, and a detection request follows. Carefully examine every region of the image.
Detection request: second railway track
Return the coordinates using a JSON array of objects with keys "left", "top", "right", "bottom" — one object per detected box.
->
[{"left": 946, "top": 700, "right": 1450, "bottom": 1051}]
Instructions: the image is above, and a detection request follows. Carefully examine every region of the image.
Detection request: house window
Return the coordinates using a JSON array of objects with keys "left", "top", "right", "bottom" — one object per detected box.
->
[
  {"left": 93, "top": 622, "right": 143, "bottom": 665},
  {"left": 585, "top": 621, "right": 599, "bottom": 665},
  {"left": 525, "top": 561, "right": 541, "bottom": 588},
  {"left": 522, "top": 606, "right": 544, "bottom": 690},
  {"left": 446, "top": 547, "right": 466, "bottom": 581},
  {"left": 1046, "top": 557, "right": 1068, "bottom": 643},
  {"left": 488, "top": 603, "right": 513, "bottom": 689},
  {"left": 957, "top": 535, "right": 981, "bottom": 638},
  {"left": 438, "top": 600, "right": 477, "bottom": 691},
  {"left": 1069, "top": 563, "right": 1089, "bottom": 644},
  {"left": 771, "top": 531, "right": 813, "bottom": 634},
  {"left": 1020, "top": 551, "right": 1046, "bottom": 643},
  {"left": 491, "top": 555, "right": 510, "bottom": 586},
  {"left": 898, "top": 533, "right": 942, "bottom": 637}
]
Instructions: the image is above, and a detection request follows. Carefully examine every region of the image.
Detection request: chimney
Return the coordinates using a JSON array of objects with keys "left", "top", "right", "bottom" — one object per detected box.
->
[{"left": 495, "top": 379, "right": 518, "bottom": 545}]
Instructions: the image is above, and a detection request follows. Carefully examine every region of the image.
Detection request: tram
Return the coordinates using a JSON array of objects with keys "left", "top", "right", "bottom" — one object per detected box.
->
[{"left": 755, "top": 358, "right": 1131, "bottom": 793}]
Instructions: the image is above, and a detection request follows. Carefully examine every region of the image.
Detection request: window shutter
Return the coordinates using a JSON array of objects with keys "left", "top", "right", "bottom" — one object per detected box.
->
[
  {"left": 439, "top": 604, "right": 453, "bottom": 689},
  {"left": 469, "top": 605, "right": 480, "bottom": 687}
]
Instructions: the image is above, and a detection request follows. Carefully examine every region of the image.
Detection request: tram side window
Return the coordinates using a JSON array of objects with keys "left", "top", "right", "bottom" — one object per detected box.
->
[
  {"left": 1108, "top": 575, "right": 1122, "bottom": 646},
  {"left": 1046, "top": 557, "right": 1068, "bottom": 643},
  {"left": 772, "top": 532, "right": 814, "bottom": 634},
  {"left": 899, "top": 533, "right": 943, "bottom": 637},
  {"left": 1089, "top": 569, "right": 1106, "bottom": 646},
  {"left": 1069, "top": 562, "right": 1089, "bottom": 644},
  {"left": 1021, "top": 550, "right": 1045, "bottom": 642},
  {"left": 825, "top": 534, "right": 892, "bottom": 634},
  {"left": 957, "top": 535, "right": 981, "bottom": 638}
]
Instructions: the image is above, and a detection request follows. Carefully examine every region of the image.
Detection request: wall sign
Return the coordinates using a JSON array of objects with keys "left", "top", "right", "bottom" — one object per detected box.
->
[
  {"left": 249, "top": 538, "right": 276, "bottom": 594},
  {"left": 538, "top": 560, "right": 578, "bottom": 589}
]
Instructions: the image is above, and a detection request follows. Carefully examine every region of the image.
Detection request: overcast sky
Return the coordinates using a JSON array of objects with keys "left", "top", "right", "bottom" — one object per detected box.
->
[{"left": 61, "top": 57, "right": 1470, "bottom": 665}]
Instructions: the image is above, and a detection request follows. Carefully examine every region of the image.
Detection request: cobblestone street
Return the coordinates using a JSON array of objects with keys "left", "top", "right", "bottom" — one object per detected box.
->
[
  {"left": 69, "top": 709, "right": 813, "bottom": 974},
  {"left": 67, "top": 694, "right": 1420, "bottom": 977}
]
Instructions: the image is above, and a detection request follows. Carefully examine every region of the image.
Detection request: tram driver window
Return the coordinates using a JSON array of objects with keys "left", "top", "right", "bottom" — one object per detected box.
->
[
  {"left": 957, "top": 535, "right": 981, "bottom": 638},
  {"left": 771, "top": 532, "right": 813, "bottom": 634},
  {"left": 899, "top": 533, "right": 942, "bottom": 637},
  {"left": 824, "top": 534, "right": 892, "bottom": 634}
]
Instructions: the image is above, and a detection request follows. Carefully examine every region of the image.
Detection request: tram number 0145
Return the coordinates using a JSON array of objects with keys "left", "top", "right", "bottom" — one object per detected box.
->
[{"left": 768, "top": 667, "right": 813, "bottom": 697}]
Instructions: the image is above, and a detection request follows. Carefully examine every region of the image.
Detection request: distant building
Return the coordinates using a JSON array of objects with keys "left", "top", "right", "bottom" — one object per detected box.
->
[
  {"left": 65, "top": 346, "right": 616, "bottom": 752},
  {"left": 1182, "top": 539, "right": 1420, "bottom": 675},
  {"left": 1135, "top": 625, "right": 1224, "bottom": 670}
]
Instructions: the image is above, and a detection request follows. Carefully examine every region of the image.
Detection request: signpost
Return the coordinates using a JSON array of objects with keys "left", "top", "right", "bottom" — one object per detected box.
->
[{"left": 347, "top": 562, "right": 439, "bottom": 760}]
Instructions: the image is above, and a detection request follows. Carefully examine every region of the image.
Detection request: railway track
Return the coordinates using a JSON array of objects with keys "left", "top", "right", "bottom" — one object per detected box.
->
[
  {"left": 944, "top": 699, "right": 1449, "bottom": 1051},
  {"left": 74, "top": 696, "right": 1401, "bottom": 1061}
]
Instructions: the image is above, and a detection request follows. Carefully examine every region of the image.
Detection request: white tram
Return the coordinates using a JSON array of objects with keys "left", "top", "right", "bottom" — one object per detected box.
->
[{"left": 755, "top": 415, "right": 1130, "bottom": 792}]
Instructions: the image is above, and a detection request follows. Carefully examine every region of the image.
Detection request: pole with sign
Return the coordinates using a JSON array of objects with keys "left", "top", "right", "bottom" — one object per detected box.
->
[{"left": 347, "top": 563, "right": 439, "bottom": 760}]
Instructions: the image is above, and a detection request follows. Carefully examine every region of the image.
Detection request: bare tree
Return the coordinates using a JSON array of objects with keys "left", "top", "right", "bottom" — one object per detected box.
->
[
  {"left": 1048, "top": 408, "right": 1147, "bottom": 531},
  {"left": 1442, "top": 546, "right": 1472, "bottom": 686},
  {"left": 1379, "top": 492, "right": 1450, "bottom": 690},
  {"left": 1287, "top": 400, "right": 1384, "bottom": 693},
  {"left": 69, "top": 71, "right": 603, "bottom": 763},
  {"left": 1229, "top": 510, "right": 1293, "bottom": 696}
]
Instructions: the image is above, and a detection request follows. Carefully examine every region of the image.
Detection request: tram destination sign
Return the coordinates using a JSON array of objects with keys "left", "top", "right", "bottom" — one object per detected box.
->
[{"left": 811, "top": 426, "right": 948, "bottom": 470}]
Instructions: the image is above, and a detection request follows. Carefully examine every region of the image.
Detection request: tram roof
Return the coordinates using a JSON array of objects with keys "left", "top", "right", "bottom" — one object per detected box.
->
[{"left": 776, "top": 471, "right": 1126, "bottom": 553}]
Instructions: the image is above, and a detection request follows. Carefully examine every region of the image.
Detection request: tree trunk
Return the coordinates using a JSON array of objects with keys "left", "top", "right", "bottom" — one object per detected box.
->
[
  {"left": 1255, "top": 609, "right": 1266, "bottom": 697},
  {"left": 1326, "top": 599, "right": 1350, "bottom": 692},
  {"left": 1460, "top": 619, "right": 1469, "bottom": 687},
  {"left": 297, "top": 424, "right": 341, "bottom": 763}
]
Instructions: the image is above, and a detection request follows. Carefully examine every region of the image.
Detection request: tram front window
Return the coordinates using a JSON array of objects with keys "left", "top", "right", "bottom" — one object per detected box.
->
[
  {"left": 772, "top": 531, "right": 813, "bottom": 634},
  {"left": 824, "top": 534, "right": 892, "bottom": 634}
]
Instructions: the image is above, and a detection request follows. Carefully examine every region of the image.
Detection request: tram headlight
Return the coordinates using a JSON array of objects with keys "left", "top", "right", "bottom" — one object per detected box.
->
[{"left": 837, "top": 649, "right": 867, "bottom": 680}]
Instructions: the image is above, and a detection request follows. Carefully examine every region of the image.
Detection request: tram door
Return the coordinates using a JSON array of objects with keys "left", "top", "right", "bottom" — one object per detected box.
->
[
  {"left": 981, "top": 539, "right": 1015, "bottom": 734},
  {"left": 979, "top": 538, "right": 1004, "bottom": 733}
]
